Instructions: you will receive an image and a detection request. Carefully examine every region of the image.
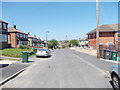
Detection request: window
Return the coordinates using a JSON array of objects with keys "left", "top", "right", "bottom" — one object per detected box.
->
[
  {"left": 3, "top": 23, "right": 7, "bottom": 29},
  {"left": 0, "top": 22, "right": 2, "bottom": 28},
  {"left": 0, "top": 34, "right": 7, "bottom": 42},
  {"left": 16, "top": 33, "right": 20, "bottom": 37},
  {"left": 20, "top": 33, "right": 23, "bottom": 37},
  {"left": 23, "top": 34, "right": 26, "bottom": 38},
  {"left": 25, "top": 35, "right": 28, "bottom": 38}
]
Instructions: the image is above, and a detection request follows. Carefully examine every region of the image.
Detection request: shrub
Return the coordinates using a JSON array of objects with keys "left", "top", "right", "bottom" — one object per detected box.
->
[
  {"left": 62, "top": 45, "right": 66, "bottom": 48},
  {"left": 18, "top": 45, "right": 25, "bottom": 49},
  {"left": 18, "top": 45, "right": 30, "bottom": 49}
]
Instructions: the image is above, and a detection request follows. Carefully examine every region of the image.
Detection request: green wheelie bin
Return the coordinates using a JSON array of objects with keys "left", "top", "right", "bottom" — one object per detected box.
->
[
  {"left": 22, "top": 51, "right": 28, "bottom": 63},
  {"left": 117, "top": 57, "right": 120, "bottom": 61},
  {"left": 111, "top": 51, "right": 118, "bottom": 61}
]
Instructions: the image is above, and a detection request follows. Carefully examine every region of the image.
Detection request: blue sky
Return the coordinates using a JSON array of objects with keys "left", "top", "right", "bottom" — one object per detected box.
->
[{"left": 2, "top": 2, "right": 118, "bottom": 40}]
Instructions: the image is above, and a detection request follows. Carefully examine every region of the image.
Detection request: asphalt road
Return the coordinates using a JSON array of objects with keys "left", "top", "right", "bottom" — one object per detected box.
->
[{"left": 1, "top": 49, "right": 114, "bottom": 88}]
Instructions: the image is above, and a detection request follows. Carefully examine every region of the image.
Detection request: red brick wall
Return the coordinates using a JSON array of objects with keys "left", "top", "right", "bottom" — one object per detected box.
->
[
  {"left": 8, "top": 33, "right": 17, "bottom": 48},
  {"left": 88, "top": 32, "right": 115, "bottom": 49}
]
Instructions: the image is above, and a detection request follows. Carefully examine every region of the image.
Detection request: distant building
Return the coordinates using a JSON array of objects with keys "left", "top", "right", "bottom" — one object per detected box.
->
[
  {"left": 8, "top": 25, "right": 29, "bottom": 48},
  {"left": 28, "top": 33, "right": 39, "bottom": 47},
  {"left": 86, "top": 24, "right": 120, "bottom": 49},
  {"left": 0, "top": 20, "right": 8, "bottom": 49},
  {"left": 79, "top": 37, "right": 88, "bottom": 48}
]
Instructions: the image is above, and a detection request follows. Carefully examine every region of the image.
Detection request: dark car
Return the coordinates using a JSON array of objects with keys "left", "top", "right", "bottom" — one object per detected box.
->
[{"left": 110, "top": 64, "right": 120, "bottom": 90}]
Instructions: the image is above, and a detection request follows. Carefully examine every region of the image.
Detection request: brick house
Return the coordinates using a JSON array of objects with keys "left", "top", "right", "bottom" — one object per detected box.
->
[
  {"left": 37, "top": 37, "right": 42, "bottom": 47},
  {"left": 28, "top": 33, "right": 38, "bottom": 47},
  {"left": 86, "top": 24, "right": 119, "bottom": 49},
  {"left": 79, "top": 37, "right": 88, "bottom": 48},
  {"left": 0, "top": 20, "right": 8, "bottom": 49},
  {"left": 8, "top": 25, "right": 29, "bottom": 48}
]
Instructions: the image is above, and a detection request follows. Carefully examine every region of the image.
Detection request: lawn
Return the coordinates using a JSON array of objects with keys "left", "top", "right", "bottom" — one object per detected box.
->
[{"left": 0, "top": 48, "right": 34, "bottom": 58}]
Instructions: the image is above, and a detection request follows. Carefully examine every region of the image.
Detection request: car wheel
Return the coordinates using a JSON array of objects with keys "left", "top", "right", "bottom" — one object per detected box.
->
[
  {"left": 112, "top": 74, "right": 120, "bottom": 90},
  {"left": 36, "top": 56, "right": 38, "bottom": 58}
]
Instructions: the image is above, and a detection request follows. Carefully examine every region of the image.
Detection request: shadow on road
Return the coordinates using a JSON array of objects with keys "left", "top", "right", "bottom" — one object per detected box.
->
[
  {"left": 36, "top": 55, "right": 52, "bottom": 58},
  {"left": 0, "top": 64, "right": 9, "bottom": 68},
  {"left": 109, "top": 80, "right": 115, "bottom": 90}
]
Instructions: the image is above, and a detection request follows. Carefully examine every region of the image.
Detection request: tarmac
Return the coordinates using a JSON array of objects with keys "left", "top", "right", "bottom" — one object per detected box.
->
[{"left": 0, "top": 56, "right": 35, "bottom": 86}]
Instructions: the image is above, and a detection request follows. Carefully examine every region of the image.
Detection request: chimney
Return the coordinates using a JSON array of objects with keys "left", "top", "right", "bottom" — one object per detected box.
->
[
  {"left": 34, "top": 35, "right": 36, "bottom": 37},
  {"left": 13, "top": 25, "right": 16, "bottom": 29},
  {"left": 28, "top": 32, "right": 30, "bottom": 35}
]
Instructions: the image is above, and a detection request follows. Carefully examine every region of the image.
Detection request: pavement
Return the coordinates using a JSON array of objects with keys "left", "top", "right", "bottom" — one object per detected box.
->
[
  {"left": 1, "top": 49, "right": 116, "bottom": 88},
  {"left": 0, "top": 55, "right": 36, "bottom": 86}
]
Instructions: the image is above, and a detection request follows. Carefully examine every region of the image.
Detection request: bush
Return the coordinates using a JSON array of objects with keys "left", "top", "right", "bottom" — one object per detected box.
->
[
  {"left": 62, "top": 45, "right": 66, "bottom": 48},
  {"left": 18, "top": 45, "right": 25, "bottom": 49},
  {"left": 18, "top": 45, "right": 30, "bottom": 49}
]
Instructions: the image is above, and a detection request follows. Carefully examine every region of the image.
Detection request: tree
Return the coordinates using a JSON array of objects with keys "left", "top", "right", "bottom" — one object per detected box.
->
[
  {"left": 70, "top": 40, "right": 79, "bottom": 47},
  {"left": 64, "top": 40, "right": 69, "bottom": 43},
  {"left": 48, "top": 39, "right": 58, "bottom": 49}
]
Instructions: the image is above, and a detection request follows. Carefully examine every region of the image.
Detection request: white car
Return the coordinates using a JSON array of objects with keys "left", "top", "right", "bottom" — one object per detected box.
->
[
  {"left": 110, "top": 64, "right": 120, "bottom": 90},
  {"left": 36, "top": 48, "right": 51, "bottom": 57}
]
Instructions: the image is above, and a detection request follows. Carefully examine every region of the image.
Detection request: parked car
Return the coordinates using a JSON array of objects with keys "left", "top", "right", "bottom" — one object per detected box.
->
[
  {"left": 36, "top": 48, "right": 51, "bottom": 57},
  {"left": 110, "top": 64, "right": 120, "bottom": 90}
]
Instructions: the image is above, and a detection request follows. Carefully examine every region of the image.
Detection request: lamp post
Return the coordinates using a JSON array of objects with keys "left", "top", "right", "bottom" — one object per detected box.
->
[
  {"left": 46, "top": 31, "right": 49, "bottom": 48},
  {"left": 96, "top": 0, "right": 100, "bottom": 58},
  {"left": 66, "top": 35, "right": 68, "bottom": 41}
]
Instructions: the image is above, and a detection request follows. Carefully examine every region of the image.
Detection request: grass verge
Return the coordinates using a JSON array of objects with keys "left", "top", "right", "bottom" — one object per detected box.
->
[{"left": 0, "top": 48, "right": 34, "bottom": 58}]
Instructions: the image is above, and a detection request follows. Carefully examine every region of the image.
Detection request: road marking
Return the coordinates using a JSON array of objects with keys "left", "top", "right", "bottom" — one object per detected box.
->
[
  {"left": 100, "top": 58, "right": 119, "bottom": 64},
  {"left": 74, "top": 54, "right": 110, "bottom": 78}
]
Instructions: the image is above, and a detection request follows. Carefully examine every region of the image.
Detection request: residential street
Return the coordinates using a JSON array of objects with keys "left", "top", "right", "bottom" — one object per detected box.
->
[{"left": 1, "top": 49, "right": 114, "bottom": 88}]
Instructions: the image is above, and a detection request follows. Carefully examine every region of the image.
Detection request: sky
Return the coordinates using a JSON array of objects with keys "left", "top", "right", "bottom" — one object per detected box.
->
[{"left": 2, "top": 2, "right": 118, "bottom": 41}]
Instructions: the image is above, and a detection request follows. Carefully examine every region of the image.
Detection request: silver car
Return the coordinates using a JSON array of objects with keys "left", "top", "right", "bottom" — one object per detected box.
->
[
  {"left": 110, "top": 64, "right": 120, "bottom": 90},
  {"left": 36, "top": 48, "right": 51, "bottom": 57}
]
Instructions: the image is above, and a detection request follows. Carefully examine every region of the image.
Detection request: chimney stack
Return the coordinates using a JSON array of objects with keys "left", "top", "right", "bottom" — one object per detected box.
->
[
  {"left": 13, "top": 25, "right": 16, "bottom": 29},
  {"left": 34, "top": 35, "right": 36, "bottom": 37},
  {"left": 28, "top": 32, "right": 30, "bottom": 35}
]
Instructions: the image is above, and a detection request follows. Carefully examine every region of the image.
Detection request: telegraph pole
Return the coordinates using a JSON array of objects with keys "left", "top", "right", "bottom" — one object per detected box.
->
[
  {"left": 46, "top": 31, "right": 49, "bottom": 48},
  {"left": 66, "top": 35, "right": 68, "bottom": 41},
  {"left": 96, "top": 0, "right": 100, "bottom": 58}
]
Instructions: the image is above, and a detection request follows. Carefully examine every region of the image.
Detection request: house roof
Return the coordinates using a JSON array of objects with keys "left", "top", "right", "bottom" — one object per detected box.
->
[
  {"left": 28, "top": 35, "right": 37, "bottom": 39},
  {"left": 0, "top": 20, "right": 8, "bottom": 24},
  {"left": 86, "top": 24, "right": 119, "bottom": 35},
  {"left": 8, "top": 27, "right": 27, "bottom": 34},
  {"left": 79, "top": 37, "right": 88, "bottom": 41}
]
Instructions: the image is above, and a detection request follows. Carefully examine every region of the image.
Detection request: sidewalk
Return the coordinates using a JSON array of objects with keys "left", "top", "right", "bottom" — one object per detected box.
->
[{"left": 0, "top": 55, "right": 35, "bottom": 86}]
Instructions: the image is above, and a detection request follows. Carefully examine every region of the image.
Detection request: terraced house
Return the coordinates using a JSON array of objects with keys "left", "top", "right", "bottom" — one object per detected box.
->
[
  {"left": 0, "top": 20, "right": 8, "bottom": 49},
  {"left": 86, "top": 24, "right": 120, "bottom": 49},
  {"left": 8, "top": 25, "right": 29, "bottom": 48}
]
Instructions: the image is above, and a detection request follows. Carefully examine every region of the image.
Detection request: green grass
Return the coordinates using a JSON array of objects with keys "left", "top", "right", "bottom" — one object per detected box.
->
[{"left": 0, "top": 48, "right": 34, "bottom": 58}]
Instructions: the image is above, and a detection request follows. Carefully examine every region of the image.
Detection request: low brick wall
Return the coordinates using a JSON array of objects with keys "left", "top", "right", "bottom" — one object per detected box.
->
[{"left": 76, "top": 48, "right": 97, "bottom": 56}]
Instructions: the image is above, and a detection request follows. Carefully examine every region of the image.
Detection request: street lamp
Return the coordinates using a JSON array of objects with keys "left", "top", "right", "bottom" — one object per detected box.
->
[
  {"left": 66, "top": 35, "right": 68, "bottom": 41},
  {"left": 46, "top": 31, "right": 50, "bottom": 48}
]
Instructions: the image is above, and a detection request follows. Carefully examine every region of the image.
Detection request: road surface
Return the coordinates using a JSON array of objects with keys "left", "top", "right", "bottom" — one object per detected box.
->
[{"left": 1, "top": 49, "right": 114, "bottom": 88}]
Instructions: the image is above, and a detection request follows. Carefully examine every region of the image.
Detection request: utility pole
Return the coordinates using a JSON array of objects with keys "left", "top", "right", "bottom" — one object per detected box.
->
[
  {"left": 66, "top": 35, "right": 68, "bottom": 41},
  {"left": 46, "top": 31, "right": 49, "bottom": 48},
  {"left": 96, "top": 0, "right": 100, "bottom": 58}
]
